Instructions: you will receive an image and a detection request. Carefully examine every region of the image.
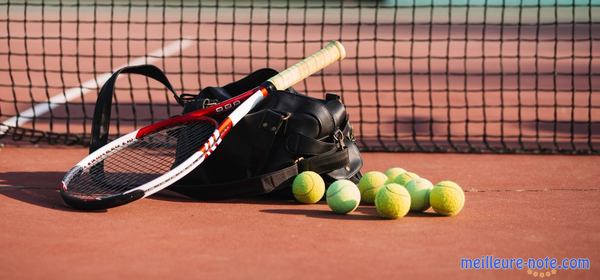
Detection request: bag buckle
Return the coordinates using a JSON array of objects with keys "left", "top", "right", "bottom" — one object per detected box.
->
[
  {"left": 333, "top": 129, "right": 346, "bottom": 149},
  {"left": 347, "top": 124, "right": 356, "bottom": 142},
  {"left": 202, "top": 98, "right": 219, "bottom": 109},
  {"left": 260, "top": 110, "right": 290, "bottom": 133},
  {"left": 178, "top": 93, "right": 198, "bottom": 104}
]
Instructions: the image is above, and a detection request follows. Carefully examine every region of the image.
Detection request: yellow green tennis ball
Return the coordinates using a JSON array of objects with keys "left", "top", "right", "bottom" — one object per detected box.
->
[
  {"left": 374, "top": 183, "right": 411, "bottom": 219},
  {"left": 357, "top": 171, "right": 388, "bottom": 204},
  {"left": 405, "top": 178, "right": 434, "bottom": 212},
  {"left": 394, "top": 171, "right": 420, "bottom": 186},
  {"left": 326, "top": 180, "right": 361, "bottom": 214},
  {"left": 292, "top": 171, "right": 325, "bottom": 204},
  {"left": 384, "top": 167, "right": 406, "bottom": 183},
  {"left": 430, "top": 180, "right": 465, "bottom": 216}
]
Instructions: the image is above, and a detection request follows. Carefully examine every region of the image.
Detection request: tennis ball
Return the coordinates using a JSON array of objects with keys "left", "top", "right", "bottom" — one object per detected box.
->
[
  {"left": 430, "top": 180, "right": 465, "bottom": 216},
  {"left": 405, "top": 178, "right": 434, "bottom": 212},
  {"left": 394, "top": 171, "right": 420, "bottom": 186},
  {"left": 374, "top": 183, "right": 411, "bottom": 219},
  {"left": 326, "top": 180, "right": 361, "bottom": 214},
  {"left": 357, "top": 171, "right": 388, "bottom": 204},
  {"left": 384, "top": 167, "right": 406, "bottom": 183},
  {"left": 292, "top": 171, "right": 325, "bottom": 204}
]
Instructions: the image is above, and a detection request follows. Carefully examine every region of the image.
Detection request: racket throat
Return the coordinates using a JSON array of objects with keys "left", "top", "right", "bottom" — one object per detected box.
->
[{"left": 200, "top": 129, "right": 223, "bottom": 155}]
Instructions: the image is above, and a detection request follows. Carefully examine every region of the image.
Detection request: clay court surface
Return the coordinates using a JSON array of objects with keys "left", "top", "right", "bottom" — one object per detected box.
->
[
  {"left": 0, "top": 146, "right": 598, "bottom": 279},
  {"left": 1, "top": 2, "right": 598, "bottom": 279}
]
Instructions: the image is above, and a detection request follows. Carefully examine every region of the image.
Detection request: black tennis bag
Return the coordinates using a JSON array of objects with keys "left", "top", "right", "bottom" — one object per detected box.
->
[{"left": 91, "top": 65, "right": 362, "bottom": 200}]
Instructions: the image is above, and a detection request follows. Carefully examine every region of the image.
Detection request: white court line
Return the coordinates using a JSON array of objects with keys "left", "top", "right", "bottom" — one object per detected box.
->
[{"left": 0, "top": 39, "right": 194, "bottom": 135}]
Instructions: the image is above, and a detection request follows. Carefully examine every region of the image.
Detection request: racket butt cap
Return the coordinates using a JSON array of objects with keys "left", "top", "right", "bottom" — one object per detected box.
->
[{"left": 331, "top": 40, "right": 346, "bottom": 61}]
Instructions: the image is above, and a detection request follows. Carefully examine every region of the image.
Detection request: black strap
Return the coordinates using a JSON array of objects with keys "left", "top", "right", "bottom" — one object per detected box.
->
[
  {"left": 286, "top": 133, "right": 337, "bottom": 156},
  {"left": 297, "top": 147, "right": 349, "bottom": 173},
  {"left": 171, "top": 147, "right": 350, "bottom": 200},
  {"left": 90, "top": 64, "right": 182, "bottom": 153},
  {"left": 171, "top": 164, "right": 299, "bottom": 200}
]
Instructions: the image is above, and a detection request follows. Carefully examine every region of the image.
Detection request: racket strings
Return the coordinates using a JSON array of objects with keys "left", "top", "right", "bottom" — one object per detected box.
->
[
  {"left": 83, "top": 150, "right": 172, "bottom": 194},
  {"left": 65, "top": 121, "right": 216, "bottom": 198}
]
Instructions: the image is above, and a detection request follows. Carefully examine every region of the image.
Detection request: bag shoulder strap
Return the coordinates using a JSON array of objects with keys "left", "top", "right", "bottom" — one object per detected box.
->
[{"left": 90, "top": 64, "right": 182, "bottom": 153}]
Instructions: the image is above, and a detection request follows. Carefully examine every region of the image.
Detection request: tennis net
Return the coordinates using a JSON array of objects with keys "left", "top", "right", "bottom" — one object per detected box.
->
[{"left": 1, "top": 0, "right": 598, "bottom": 153}]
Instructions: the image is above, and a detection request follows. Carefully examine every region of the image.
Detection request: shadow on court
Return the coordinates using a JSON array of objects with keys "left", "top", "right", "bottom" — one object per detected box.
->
[
  {"left": 0, "top": 171, "right": 85, "bottom": 212},
  {"left": 261, "top": 208, "right": 381, "bottom": 221},
  {"left": 261, "top": 206, "right": 445, "bottom": 220},
  {"left": 0, "top": 171, "right": 299, "bottom": 211},
  {"left": 148, "top": 190, "right": 313, "bottom": 207}
]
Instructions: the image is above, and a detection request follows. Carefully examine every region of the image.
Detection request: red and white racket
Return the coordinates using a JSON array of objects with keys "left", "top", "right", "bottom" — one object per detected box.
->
[{"left": 60, "top": 41, "right": 346, "bottom": 210}]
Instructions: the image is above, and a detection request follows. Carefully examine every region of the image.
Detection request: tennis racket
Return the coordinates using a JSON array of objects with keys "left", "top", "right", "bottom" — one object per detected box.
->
[{"left": 60, "top": 41, "right": 346, "bottom": 210}]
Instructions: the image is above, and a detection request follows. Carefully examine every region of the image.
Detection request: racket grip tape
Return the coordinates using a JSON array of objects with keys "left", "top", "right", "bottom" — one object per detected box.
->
[{"left": 267, "top": 41, "right": 346, "bottom": 90}]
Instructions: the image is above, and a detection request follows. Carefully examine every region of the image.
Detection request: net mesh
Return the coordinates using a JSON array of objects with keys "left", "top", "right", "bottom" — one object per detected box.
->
[{"left": 1, "top": 0, "right": 598, "bottom": 153}]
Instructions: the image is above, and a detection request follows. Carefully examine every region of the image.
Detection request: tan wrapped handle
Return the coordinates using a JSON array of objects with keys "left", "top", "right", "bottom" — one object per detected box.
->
[{"left": 268, "top": 41, "right": 346, "bottom": 90}]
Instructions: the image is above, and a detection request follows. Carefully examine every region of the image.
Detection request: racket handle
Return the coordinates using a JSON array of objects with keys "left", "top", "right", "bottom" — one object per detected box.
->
[{"left": 267, "top": 41, "right": 346, "bottom": 90}]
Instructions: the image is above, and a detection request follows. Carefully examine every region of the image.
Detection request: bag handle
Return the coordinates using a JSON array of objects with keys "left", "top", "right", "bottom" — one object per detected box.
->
[{"left": 90, "top": 64, "right": 183, "bottom": 153}]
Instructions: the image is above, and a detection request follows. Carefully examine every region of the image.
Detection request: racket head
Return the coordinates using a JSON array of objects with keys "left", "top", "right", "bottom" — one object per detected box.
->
[{"left": 60, "top": 117, "right": 219, "bottom": 210}]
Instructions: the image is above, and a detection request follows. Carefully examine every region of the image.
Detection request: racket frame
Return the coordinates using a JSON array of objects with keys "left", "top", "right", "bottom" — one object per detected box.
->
[{"left": 60, "top": 116, "right": 219, "bottom": 209}]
